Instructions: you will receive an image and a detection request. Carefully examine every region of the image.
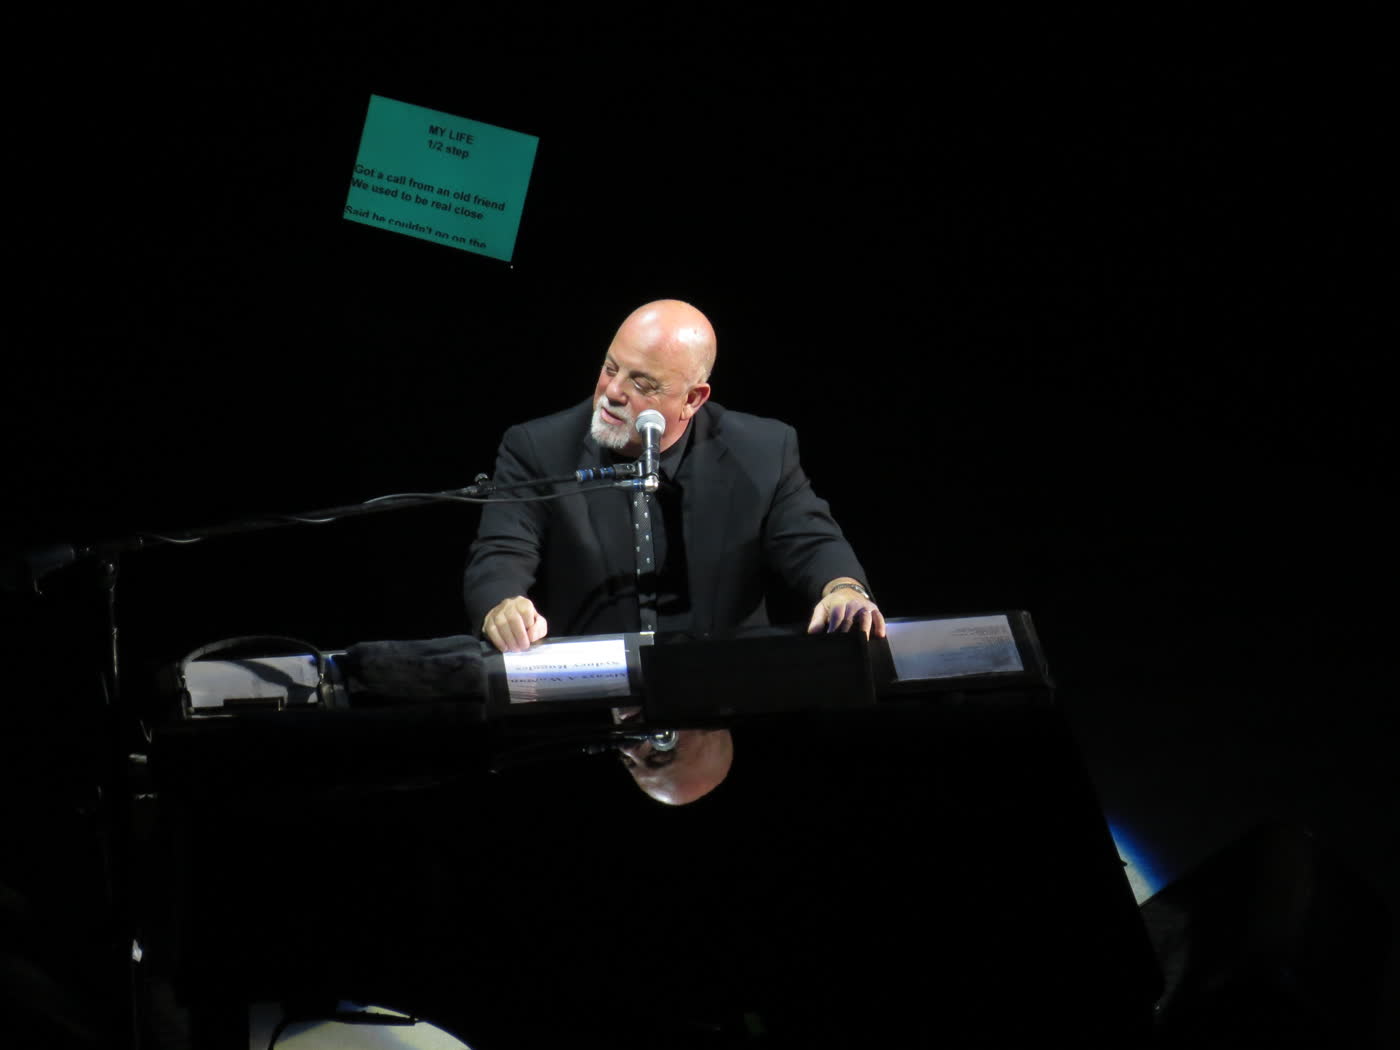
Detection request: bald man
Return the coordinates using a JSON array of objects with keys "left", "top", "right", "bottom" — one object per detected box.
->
[{"left": 464, "top": 299, "right": 882, "bottom": 654}]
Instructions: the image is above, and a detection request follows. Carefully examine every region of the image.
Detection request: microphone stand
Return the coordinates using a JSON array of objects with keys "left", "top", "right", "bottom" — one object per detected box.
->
[
  {"left": 12, "top": 451, "right": 664, "bottom": 593},
  {"left": 4, "top": 458, "right": 651, "bottom": 1050}
]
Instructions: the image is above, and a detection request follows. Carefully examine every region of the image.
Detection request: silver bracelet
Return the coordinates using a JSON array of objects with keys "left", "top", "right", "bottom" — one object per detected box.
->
[{"left": 827, "top": 582, "right": 872, "bottom": 601}]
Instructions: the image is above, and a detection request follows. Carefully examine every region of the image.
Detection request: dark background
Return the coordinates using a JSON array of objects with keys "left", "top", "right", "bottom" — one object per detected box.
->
[{"left": 4, "top": 4, "right": 1394, "bottom": 1042}]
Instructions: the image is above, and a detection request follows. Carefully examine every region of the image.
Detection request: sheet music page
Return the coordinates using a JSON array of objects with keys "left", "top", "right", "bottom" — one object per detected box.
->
[
  {"left": 886, "top": 616, "right": 1024, "bottom": 681},
  {"left": 502, "top": 638, "right": 632, "bottom": 703},
  {"left": 185, "top": 656, "right": 320, "bottom": 711}
]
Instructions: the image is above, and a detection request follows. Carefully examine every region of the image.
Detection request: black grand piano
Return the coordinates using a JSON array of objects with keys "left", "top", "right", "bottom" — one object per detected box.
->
[{"left": 133, "top": 613, "right": 1161, "bottom": 1048}]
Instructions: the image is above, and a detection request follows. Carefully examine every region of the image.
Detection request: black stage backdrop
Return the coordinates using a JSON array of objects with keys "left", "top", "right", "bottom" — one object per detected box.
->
[{"left": 4, "top": 5, "right": 1395, "bottom": 1044}]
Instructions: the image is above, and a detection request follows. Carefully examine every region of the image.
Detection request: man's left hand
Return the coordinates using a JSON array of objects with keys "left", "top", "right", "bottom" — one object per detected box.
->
[{"left": 807, "top": 585, "right": 886, "bottom": 639}]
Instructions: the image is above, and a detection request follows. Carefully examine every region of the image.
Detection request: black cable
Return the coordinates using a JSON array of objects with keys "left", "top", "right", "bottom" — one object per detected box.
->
[
  {"left": 362, "top": 487, "right": 598, "bottom": 506},
  {"left": 139, "top": 482, "right": 619, "bottom": 548}
]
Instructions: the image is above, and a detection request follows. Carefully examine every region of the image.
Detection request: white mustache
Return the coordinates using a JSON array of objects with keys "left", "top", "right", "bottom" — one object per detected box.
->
[{"left": 595, "top": 397, "right": 633, "bottom": 427}]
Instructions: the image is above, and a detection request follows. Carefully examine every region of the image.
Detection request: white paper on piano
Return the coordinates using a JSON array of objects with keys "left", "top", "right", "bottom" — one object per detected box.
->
[
  {"left": 501, "top": 638, "right": 632, "bottom": 703},
  {"left": 886, "top": 615, "right": 1023, "bottom": 681},
  {"left": 185, "top": 655, "right": 321, "bottom": 712}
]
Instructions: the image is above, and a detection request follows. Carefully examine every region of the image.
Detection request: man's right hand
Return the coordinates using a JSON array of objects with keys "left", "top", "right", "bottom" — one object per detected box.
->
[{"left": 482, "top": 596, "right": 549, "bottom": 652}]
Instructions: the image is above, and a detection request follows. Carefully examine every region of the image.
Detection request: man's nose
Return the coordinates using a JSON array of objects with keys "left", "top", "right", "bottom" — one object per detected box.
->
[{"left": 604, "top": 375, "right": 629, "bottom": 404}]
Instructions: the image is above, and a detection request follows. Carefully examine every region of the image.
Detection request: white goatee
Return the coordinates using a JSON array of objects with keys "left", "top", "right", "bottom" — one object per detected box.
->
[{"left": 590, "top": 398, "right": 633, "bottom": 450}]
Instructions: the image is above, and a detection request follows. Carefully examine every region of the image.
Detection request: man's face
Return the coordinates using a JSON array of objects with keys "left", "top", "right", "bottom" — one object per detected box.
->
[
  {"left": 590, "top": 330, "right": 708, "bottom": 456},
  {"left": 616, "top": 727, "right": 734, "bottom": 805}
]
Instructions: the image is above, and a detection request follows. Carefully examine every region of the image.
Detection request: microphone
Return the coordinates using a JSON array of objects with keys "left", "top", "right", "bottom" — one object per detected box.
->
[{"left": 635, "top": 409, "right": 665, "bottom": 490}]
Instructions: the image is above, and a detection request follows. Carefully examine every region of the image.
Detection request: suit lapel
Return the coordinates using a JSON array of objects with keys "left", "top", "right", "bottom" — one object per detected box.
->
[{"left": 683, "top": 408, "right": 735, "bottom": 636}]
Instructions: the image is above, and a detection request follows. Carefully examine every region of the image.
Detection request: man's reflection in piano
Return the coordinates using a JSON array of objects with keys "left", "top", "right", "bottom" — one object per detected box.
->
[{"left": 614, "top": 706, "right": 733, "bottom": 804}]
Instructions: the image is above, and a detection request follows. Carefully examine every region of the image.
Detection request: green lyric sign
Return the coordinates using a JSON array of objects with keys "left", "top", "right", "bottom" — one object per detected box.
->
[{"left": 344, "top": 95, "right": 538, "bottom": 263}]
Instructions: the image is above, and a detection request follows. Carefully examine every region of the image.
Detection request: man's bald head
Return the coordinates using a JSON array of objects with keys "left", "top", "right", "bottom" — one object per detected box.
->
[
  {"left": 614, "top": 299, "right": 717, "bottom": 385},
  {"left": 591, "top": 299, "right": 716, "bottom": 454}
]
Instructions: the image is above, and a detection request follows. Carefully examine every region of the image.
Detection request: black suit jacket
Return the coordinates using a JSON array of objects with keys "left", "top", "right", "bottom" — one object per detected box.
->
[{"left": 463, "top": 400, "right": 869, "bottom": 637}]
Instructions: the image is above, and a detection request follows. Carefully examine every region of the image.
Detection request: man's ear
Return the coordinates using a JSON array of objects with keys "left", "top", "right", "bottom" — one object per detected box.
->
[{"left": 680, "top": 383, "right": 711, "bottom": 420}]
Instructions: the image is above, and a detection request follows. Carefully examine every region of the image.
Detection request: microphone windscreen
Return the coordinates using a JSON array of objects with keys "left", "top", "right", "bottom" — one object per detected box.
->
[{"left": 635, "top": 409, "right": 666, "bottom": 436}]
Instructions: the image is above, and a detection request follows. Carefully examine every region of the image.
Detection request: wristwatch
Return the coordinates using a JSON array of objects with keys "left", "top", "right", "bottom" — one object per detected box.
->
[{"left": 827, "top": 581, "right": 872, "bottom": 601}]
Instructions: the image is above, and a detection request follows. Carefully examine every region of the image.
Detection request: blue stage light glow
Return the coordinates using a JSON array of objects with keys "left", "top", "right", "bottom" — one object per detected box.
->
[{"left": 1108, "top": 821, "right": 1162, "bottom": 904}]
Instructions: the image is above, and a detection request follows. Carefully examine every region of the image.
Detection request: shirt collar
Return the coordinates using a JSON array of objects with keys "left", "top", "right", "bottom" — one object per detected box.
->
[
  {"left": 657, "top": 419, "right": 693, "bottom": 480},
  {"left": 601, "top": 416, "right": 694, "bottom": 480}
]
